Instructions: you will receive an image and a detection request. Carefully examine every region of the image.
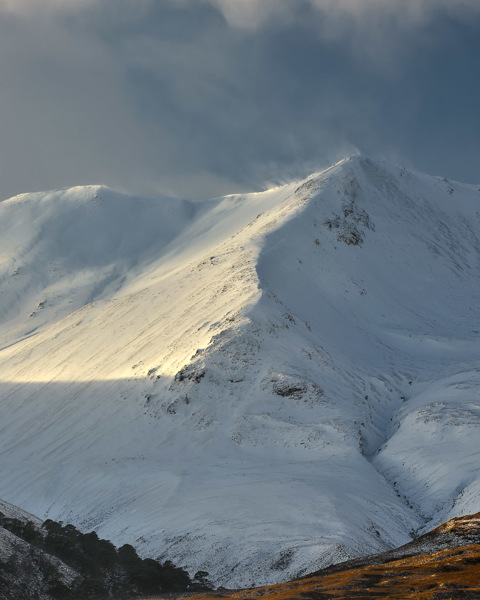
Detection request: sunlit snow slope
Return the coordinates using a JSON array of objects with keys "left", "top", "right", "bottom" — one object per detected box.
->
[{"left": 0, "top": 156, "right": 479, "bottom": 587}]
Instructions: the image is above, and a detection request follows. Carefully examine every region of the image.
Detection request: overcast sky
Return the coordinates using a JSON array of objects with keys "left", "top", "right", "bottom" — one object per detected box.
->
[{"left": 0, "top": 0, "right": 479, "bottom": 200}]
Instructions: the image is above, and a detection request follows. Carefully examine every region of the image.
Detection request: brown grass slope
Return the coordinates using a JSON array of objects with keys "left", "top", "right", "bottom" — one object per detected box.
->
[{"left": 180, "top": 513, "right": 480, "bottom": 600}]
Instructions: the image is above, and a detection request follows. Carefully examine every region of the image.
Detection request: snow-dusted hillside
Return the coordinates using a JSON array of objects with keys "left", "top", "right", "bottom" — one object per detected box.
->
[{"left": 0, "top": 156, "right": 479, "bottom": 587}]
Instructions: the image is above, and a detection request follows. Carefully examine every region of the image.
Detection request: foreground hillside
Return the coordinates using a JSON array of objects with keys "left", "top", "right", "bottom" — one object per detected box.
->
[
  {"left": 2, "top": 501, "right": 478, "bottom": 600},
  {"left": 190, "top": 513, "right": 480, "bottom": 600},
  {"left": 0, "top": 156, "right": 479, "bottom": 586},
  {"left": 0, "top": 498, "right": 197, "bottom": 599}
]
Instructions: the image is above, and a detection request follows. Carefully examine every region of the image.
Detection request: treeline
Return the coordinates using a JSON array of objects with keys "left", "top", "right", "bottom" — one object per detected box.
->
[{"left": 0, "top": 512, "right": 212, "bottom": 599}]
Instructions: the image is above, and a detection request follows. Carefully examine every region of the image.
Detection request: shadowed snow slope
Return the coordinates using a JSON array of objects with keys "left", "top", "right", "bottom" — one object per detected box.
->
[{"left": 0, "top": 156, "right": 479, "bottom": 587}]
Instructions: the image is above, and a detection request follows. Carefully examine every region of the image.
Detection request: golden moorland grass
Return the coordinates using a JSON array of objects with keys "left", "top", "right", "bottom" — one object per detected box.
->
[
  {"left": 180, "top": 543, "right": 480, "bottom": 600},
  {"left": 144, "top": 514, "right": 480, "bottom": 600}
]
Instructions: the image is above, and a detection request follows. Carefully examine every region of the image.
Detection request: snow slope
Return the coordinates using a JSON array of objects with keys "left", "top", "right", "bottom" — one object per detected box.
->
[{"left": 0, "top": 156, "right": 479, "bottom": 586}]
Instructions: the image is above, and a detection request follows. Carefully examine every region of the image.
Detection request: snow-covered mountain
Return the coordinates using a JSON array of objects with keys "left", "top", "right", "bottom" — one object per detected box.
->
[{"left": 0, "top": 156, "right": 479, "bottom": 587}]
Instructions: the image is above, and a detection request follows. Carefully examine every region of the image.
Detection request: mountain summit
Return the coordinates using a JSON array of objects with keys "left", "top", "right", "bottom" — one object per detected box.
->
[{"left": 0, "top": 156, "right": 479, "bottom": 586}]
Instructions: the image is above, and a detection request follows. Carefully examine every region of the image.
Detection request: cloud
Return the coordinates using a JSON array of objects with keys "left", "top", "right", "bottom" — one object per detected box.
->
[
  {"left": 0, "top": 0, "right": 93, "bottom": 14},
  {"left": 192, "top": 0, "right": 480, "bottom": 71},
  {"left": 203, "top": 0, "right": 480, "bottom": 30},
  {"left": 3, "top": 0, "right": 478, "bottom": 24}
]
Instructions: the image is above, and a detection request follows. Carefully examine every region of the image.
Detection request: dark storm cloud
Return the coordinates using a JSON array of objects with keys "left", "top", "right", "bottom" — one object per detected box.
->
[{"left": 0, "top": 0, "right": 479, "bottom": 200}]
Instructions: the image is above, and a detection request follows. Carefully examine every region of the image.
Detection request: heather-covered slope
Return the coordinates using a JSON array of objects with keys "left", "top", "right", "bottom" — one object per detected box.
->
[
  {"left": 193, "top": 512, "right": 480, "bottom": 600},
  {"left": 0, "top": 156, "right": 479, "bottom": 586}
]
